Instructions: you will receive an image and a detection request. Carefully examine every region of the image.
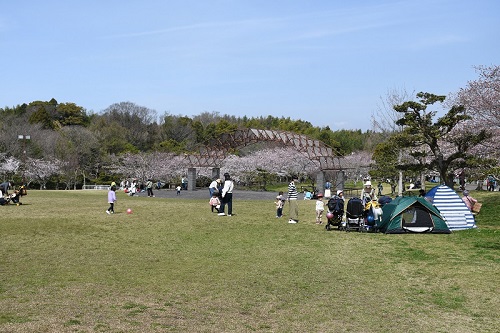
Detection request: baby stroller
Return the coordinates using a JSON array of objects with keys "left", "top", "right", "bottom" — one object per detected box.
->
[
  {"left": 343, "top": 197, "right": 365, "bottom": 232},
  {"left": 325, "top": 196, "right": 344, "bottom": 231}
]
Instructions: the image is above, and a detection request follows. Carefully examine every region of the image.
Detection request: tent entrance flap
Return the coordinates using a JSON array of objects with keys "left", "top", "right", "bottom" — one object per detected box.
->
[{"left": 401, "top": 206, "right": 435, "bottom": 231}]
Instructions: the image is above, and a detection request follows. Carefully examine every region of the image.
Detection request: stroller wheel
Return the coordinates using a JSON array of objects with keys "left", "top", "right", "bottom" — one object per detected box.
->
[{"left": 325, "top": 223, "right": 331, "bottom": 231}]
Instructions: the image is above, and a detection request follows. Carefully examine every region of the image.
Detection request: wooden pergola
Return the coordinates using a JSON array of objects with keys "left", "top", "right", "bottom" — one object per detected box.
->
[{"left": 184, "top": 128, "right": 343, "bottom": 171}]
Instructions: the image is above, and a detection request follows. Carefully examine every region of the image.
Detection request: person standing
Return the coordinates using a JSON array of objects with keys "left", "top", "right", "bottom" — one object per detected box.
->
[
  {"left": 324, "top": 181, "right": 332, "bottom": 198},
  {"left": 275, "top": 191, "right": 285, "bottom": 218},
  {"left": 288, "top": 176, "right": 299, "bottom": 223},
  {"left": 487, "top": 175, "right": 496, "bottom": 191},
  {"left": 458, "top": 170, "right": 466, "bottom": 191},
  {"left": 106, "top": 185, "right": 117, "bottom": 214},
  {"left": 218, "top": 173, "right": 234, "bottom": 216},
  {"left": 315, "top": 193, "right": 325, "bottom": 224},
  {"left": 377, "top": 182, "right": 384, "bottom": 196},
  {"left": 390, "top": 182, "right": 397, "bottom": 196},
  {"left": 176, "top": 185, "right": 181, "bottom": 195},
  {"left": 146, "top": 179, "right": 155, "bottom": 197},
  {"left": 362, "top": 180, "right": 377, "bottom": 206}
]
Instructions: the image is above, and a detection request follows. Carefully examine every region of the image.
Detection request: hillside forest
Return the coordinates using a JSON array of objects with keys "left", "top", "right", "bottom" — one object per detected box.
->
[{"left": 1, "top": 65, "right": 499, "bottom": 190}]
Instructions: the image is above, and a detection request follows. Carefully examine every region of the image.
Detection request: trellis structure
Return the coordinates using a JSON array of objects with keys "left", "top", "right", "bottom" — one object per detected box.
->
[{"left": 185, "top": 128, "right": 343, "bottom": 171}]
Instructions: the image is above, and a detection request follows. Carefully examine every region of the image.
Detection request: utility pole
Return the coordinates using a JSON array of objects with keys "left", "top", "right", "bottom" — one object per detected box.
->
[{"left": 17, "top": 135, "right": 31, "bottom": 185}]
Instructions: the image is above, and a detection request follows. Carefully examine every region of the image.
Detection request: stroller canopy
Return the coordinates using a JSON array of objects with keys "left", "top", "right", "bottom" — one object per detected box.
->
[{"left": 379, "top": 196, "right": 450, "bottom": 234}]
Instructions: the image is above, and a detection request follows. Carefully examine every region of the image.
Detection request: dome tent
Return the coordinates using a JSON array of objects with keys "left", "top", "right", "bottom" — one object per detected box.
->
[
  {"left": 379, "top": 196, "right": 450, "bottom": 234},
  {"left": 424, "top": 185, "right": 477, "bottom": 231}
]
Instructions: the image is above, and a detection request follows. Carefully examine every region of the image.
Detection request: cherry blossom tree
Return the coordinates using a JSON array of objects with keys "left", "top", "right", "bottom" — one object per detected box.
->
[
  {"left": 220, "top": 147, "right": 319, "bottom": 186},
  {"left": 0, "top": 155, "right": 20, "bottom": 181},
  {"left": 109, "top": 148, "right": 335, "bottom": 190},
  {"left": 455, "top": 65, "right": 500, "bottom": 127},
  {"left": 110, "top": 152, "right": 189, "bottom": 185},
  {"left": 452, "top": 65, "right": 500, "bottom": 182},
  {"left": 25, "top": 158, "right": 61, "bottom": 189}
]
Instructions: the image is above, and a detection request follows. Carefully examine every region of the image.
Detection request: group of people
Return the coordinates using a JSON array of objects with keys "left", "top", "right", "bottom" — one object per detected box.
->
[
  {"left": 0, "top": 181, "right": 26, "bottom": 206},
  {"left": 276, "top": 177, "right": 483, "bottom": 225},
  {"left": 282, "top": 177, "right": 347, "bottom": 225},
  {"left": 119, "top": 179, "right": 157, "bottom": 197},
  {"left": 106, "top": 173, "right": 485, "bottom": 219},
  {"left": 278, "top": 176, "right": 347, "bottom": 225},
  {"left": 208, "top": 173, "right": 234, "bottom": 216}
]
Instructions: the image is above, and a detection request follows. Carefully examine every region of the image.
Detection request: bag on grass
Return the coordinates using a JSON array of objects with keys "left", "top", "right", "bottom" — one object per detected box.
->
[{"left": 472, "top": 202, "right": 482, "bottom": 213}]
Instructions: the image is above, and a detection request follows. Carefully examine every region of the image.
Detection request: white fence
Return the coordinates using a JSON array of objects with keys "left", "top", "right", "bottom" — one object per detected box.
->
[{"left": 82, "top": 185, "right": 110, "bottom": 190}]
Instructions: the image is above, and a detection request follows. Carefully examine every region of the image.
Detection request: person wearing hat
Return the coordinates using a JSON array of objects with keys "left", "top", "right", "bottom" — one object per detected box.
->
[
  {"left": 209, "top": 178, "right": 221, "bottom": 198},
  {"left": 362, "top": 180, "right": 377, "bottom": 205},
  {"left": 462, "top": 190, "right": 478, "bottom": 211},
  {"left": 333, "top": 189, "right": 345, "bottom": 204},
  {"left": 330, "top": 190, "right": 345, "bottom": 214},
  {"left": 315, "top": 193, "right": 325, "bottom": 224}
]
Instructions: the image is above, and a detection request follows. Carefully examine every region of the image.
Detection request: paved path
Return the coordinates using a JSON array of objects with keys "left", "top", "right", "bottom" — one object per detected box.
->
[
  {"left": 135, "top": 188, "right": 280, "bottom": 201},
  {"left": 129, "top": 182, "right": 485, "bottom": 201}
]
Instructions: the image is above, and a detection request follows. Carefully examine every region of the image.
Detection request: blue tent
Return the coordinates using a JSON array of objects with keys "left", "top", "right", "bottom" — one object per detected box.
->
[{"left": 425, "top": 185, "right": 477, "bottom": 231}]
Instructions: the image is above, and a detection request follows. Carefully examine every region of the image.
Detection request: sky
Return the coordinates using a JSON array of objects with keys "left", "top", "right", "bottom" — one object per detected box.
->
[{"left": 1, "top": 0, "right": 499, "bottom": 131}]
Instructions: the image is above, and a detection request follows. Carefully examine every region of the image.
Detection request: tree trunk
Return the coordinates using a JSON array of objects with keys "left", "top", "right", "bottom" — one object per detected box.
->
[{"left": 444, "top": 172, "right": 455, "bottom": 189}]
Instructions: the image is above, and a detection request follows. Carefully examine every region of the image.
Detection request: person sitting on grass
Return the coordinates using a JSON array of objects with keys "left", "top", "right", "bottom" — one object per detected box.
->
[{"left": 462, "top": 190, "right": 478, "bottom": 211}]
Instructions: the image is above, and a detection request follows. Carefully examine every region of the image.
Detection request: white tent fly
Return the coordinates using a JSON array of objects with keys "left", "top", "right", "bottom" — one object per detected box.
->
[{"left": 425, "top": 185, "right": 477, "bottom": 231}]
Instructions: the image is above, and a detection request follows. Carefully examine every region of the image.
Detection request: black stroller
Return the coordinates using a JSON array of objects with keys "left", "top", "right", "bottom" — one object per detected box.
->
[
  {"left": 343, "top": 197, "right": 366, "bottom": 232},
  {"left": 325, "top": 196, "right": 344, "bottom": 231}
]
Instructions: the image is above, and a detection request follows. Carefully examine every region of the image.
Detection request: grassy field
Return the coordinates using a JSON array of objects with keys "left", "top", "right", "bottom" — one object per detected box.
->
[{"left": 0, "top": 189, "right": 498, "bottom": 333}]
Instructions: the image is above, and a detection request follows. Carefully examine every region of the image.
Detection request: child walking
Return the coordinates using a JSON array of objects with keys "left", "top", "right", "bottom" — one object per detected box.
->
[
  {"left": 275, "top": 191, "right": 285, "bottom": 218},
  {"left": 315, "top": 193, "right": 324, "bottom": 224},
  {"left": 106, "top": 185, "right": 117, "bottom": 214}
]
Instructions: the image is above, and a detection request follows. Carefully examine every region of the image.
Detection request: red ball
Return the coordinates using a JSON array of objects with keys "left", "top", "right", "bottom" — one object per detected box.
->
[
  {"left": 126, "top": 208, "right": 132, "bottom": 214},
  {"left": 326, "top": 212, "right": 334, "bottom": 219}
]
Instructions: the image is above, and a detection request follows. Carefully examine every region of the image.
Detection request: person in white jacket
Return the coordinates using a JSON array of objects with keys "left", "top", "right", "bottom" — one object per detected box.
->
[{"left": 218, "top": 173, "right": 234, "bottom": 216}]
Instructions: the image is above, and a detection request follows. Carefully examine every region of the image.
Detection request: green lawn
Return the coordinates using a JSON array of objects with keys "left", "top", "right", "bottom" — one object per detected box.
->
[{"left": 0, "top": 190, "right": 498, "bottom": 332}]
